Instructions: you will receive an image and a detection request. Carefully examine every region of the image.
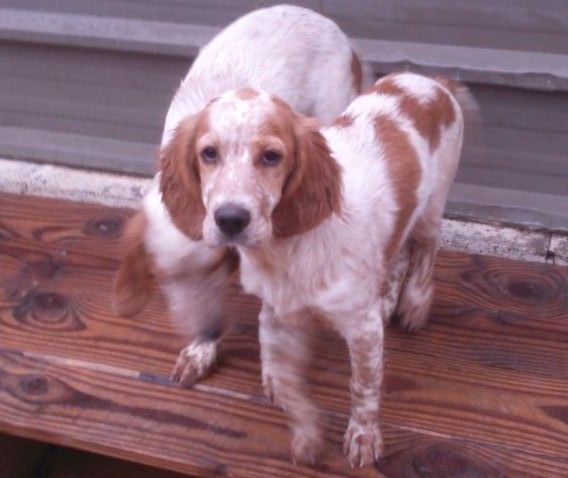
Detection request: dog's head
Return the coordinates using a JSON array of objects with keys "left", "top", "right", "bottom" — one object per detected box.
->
[{"left": 160, "top": 88, "right": 342, "bottom": 247}]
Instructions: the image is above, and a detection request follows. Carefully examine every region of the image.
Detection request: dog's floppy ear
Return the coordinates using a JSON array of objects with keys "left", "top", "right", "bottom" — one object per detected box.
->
[
  {"left": 159, "top": 114, "right": 206, "bottom": 241},
  {"left": 272, "top": 115, "right": 342, "bottom": 238},
  {"left": 112, "top": 211, "right": 153, "bottom": 317}
]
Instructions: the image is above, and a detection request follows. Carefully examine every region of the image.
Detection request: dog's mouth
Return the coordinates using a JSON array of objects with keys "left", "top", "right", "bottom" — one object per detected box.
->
[{"left": 221, "top": 232, "right": 264, "bottom": 249}]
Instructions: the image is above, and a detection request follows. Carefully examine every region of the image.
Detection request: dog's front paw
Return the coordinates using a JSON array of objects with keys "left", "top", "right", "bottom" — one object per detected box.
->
[
  {"left": 171, "top": 340, "right": 218, "bottom": 387},
  {"left": 291, "top": 425, "right": 325, "bottom": 466},
  {"left": 343, "top": 418, "right": 383, "bottom": 468}
]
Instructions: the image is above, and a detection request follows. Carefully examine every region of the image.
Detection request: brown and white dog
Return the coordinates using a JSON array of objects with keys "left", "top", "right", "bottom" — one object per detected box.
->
[
  {"left": 112, "top": 5, "right": 371, "bottom": 385},
  {"left": 158, "top": 73, "right": 472, "bottom": 466}
]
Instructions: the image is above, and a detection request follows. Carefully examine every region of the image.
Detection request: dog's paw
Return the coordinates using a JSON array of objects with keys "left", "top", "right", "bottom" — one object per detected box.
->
[
  {"left": 343, "top": 419, "right": 383, "bottom": 468},
  {"left": 291, "top": 425, "right": 325, "bottom": 466},
  {"left": 171, "top": 340, "right": 218, "bottom": 387}
]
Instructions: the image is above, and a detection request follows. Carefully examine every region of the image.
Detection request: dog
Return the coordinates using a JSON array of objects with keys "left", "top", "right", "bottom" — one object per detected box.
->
[
  {"left": 157, "top": 73, "right": 472, "bottom": 466},
  {"left": 112, "top": 5, "right": 372, "bottom": 386}
]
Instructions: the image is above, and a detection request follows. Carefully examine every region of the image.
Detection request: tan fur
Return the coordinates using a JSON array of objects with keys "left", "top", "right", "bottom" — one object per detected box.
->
[
  {"left": 375, "top": 115, "right": 422, "bottom": 260},
  {"left": 435, "top": 77, "right": 459, "bottom": 95},
  {"left": 351, "top": 52, "right": 363, "bottom": 94},
  {"left": 236, "top": 87, "right": 260, "bottom": 100},
  {"left": 333, "top": 114, "right": 354, "bottom": 128},
  {"left": 390, "top": 76, "right": 466, "bottom": 331},
  {"left": 380, "top": 244, "right": 410, "bottom": 321},
  {"left": 112, "top": 211, "right": 153, "bottom": 317},
  {"left": 160, "top": 112, "right": 210, "bottom": 241},
  {"left": 272, "top": 113, "right": 343, "bottom": 238},
  {"left": 375, "top": 75, "right": 456, "bottom": 151}
]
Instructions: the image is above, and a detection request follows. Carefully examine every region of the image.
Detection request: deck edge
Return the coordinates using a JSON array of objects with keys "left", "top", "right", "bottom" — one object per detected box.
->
[{"left": 1, "top": 158, "right": 565, "bottom": 265}]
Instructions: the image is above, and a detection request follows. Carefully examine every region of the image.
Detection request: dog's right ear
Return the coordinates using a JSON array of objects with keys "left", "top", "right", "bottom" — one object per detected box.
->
[
  {"left": 272, "top": 115, "right": 342, "bottom": 238},
  {"left": 159, "top": 114, "right": 206, "bottom": 241},
  {"left": 112, "top": 212, "right": 153, "bottom": 317}
]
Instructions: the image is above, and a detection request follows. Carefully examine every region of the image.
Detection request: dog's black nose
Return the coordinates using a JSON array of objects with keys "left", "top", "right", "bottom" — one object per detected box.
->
[{"left": 214, "top": 203, "right": 251, "bottom": 236}]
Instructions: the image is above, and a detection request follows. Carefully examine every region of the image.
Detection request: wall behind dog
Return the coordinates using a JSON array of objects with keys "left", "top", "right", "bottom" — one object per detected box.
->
[{"left": 1, "top": 0, "right": 567, "bottom": 230}]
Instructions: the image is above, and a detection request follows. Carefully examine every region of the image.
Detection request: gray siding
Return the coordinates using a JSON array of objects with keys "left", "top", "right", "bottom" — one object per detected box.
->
[{"left": 1, "top": 1, "right": 567, "bottom": 230}]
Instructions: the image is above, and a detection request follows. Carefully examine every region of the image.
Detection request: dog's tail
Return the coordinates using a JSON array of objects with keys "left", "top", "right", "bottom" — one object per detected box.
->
[
  {"left": 112, "top": 211, "right": 153, "bottom": 317},
  {"left": 350, "top": 49, "right": 375, "bottom": 94},
  {"left": 435, "top": 77, "right": 483, "bottom": 154}
]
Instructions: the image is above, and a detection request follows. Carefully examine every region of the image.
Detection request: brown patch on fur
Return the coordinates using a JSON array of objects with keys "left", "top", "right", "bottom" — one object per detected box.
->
[
  {"left": 271, "top": 113, "right": 342, "bottom": 238},
  {"left": 258, "top": 101, "right": 341, "bottom": 238},
  {"left": 435, "top": 77, "right": 458, "bottom": 95},
  {"left": 396, "top": 239, "right": 436, "bottom": 331},
  {"left": 375, "top": 115, "right": 421, "bottom": 259},
  {"left": 333, "top": 114, "right": 354, "bottom": 128},
  {"left": 223, "top": 248, "right": 240, "bottom": 275},
  {"left": 236, "top": 87, "right": 260, "bottom": 100},
  {"left": 112, "top": 211, "right": 153, "bottom": 317},
  {"left": 159, "top": 112, "right": 209, "bottom": 241},
  {"left": 351, "top": 51, "right": 363, "bottom": 94},
  {"left": 375, "top": 74, "right": 456, "bottom": 151}
]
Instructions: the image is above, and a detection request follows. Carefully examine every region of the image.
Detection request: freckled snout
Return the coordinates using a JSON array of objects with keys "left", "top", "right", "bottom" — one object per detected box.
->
[{"left": 214, "top": 203, "right": 251, "bottom": 236}]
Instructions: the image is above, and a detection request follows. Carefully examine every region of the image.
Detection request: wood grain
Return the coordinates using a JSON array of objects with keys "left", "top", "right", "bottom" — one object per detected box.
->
[{"left": 1, "top": 192, "right": 567, "bottom": 477}]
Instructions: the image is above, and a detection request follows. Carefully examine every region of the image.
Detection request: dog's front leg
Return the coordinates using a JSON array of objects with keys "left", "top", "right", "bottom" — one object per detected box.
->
[
  {"left": 167, "top": 268, "right": 232, "bottom": 387},
  {"left": 342, "top": 307, "right": 385, "bottom": 467},
  {"left": 259, "top": 306, "right": 324, "bottom": 465},
  {"left": 258, "top": 303, "right": 278, "bottom": 403}
]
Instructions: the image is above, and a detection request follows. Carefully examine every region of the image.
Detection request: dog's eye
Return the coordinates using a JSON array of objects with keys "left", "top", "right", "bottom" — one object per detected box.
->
[
  {"left": 262, "top": 150, "right": 282, "bottom": 165},
  {"left": 201, "top": 147, "right": 218, "bottom": 163}
]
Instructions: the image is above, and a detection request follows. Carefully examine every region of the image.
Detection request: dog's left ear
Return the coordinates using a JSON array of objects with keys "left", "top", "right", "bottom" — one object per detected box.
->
[
  {"left": 112, "top": 211, "right": 154, "bottom": 317},
  {"left": 159, "top": 113, "right": 206, "bottom": 241},
  {"left": 272, "top": 115, "right": 342, "bottom": 238}
]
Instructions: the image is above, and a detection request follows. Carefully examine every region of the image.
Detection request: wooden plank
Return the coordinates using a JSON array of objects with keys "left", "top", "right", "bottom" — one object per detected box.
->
[
  {"left": 0, "top": 350, "right": 374, "bottom": 478},
  {"left": 1, "top": 192, "right": 567, "bottom": 476},
  {"left": 3, "top": 350, "right": 564, "bottom": 478}
]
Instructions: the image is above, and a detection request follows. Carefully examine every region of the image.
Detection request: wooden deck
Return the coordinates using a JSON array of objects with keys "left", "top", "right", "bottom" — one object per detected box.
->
[{"left": 0, "top": 192, "right": 567, "bottom": 477}]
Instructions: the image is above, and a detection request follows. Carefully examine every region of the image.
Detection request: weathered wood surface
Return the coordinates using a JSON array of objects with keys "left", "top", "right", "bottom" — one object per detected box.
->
[{"left": 0, "top": 192, "right": 567, "bottom": 477}]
